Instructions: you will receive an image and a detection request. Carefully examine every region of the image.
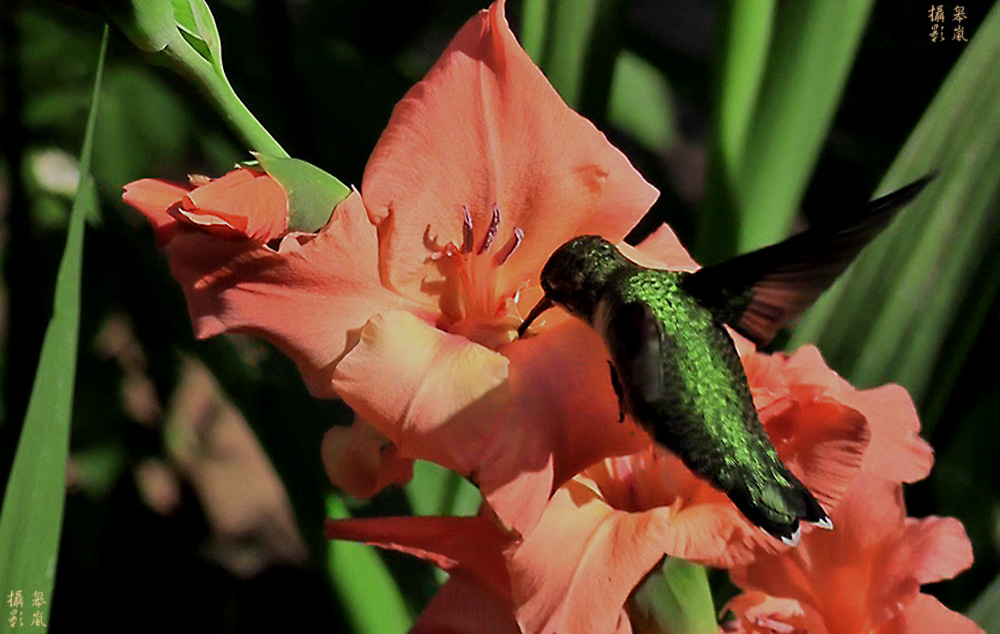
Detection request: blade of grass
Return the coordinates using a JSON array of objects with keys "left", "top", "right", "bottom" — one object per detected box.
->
[
  {"left": 790, "top": 3, "right": 1000, "bottom": 416},
  {"left": 404, "top": 461, "right": 481, "bottom": 585},
  {"left": 967, "top": 571, "right": 1000, "bottom": 630},
  {"left": 608, "top": 50, "right": 677, "bottom": 153},
  {"left": 0, "top": 25, "right": 107, "bottom": 626},
  {"left": 521, "top": 0, "right": 623, "bottom": 124},
  {"left": 627, "top": 558, "right": 718, "bottom": 634},
  {"left": 326, "top": 495, "right": 413, "bottom": 633},
  {"left": 697, "top": 0, "right": 775, "bottom": 262},
  {"left": 699, "top": 0, "right": 875, "bottom": 260}
]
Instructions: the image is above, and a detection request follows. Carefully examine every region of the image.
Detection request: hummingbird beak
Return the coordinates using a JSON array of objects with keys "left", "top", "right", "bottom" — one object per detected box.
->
[{"left": 518, "top": 295, "right": 554, "bottom": 338}]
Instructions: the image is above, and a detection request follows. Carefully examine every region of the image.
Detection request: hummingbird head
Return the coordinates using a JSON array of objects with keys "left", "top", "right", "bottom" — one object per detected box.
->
[
  {"left": 541, "top": 235, "right": 627, "bottom": 316},
  {"left": 519, "top": 236, "right": 628, "bottom": 336}
]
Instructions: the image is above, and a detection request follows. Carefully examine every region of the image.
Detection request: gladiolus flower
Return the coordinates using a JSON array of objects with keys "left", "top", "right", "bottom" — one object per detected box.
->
[
  {"left": 724, "top": 473, "right": 981, "bottom": 634},
  {"left": 125, "top": 0, "right": 658, "bottom": 536},
  {"left": 124, "top": 167, "right": 288, "bottom": 244}
]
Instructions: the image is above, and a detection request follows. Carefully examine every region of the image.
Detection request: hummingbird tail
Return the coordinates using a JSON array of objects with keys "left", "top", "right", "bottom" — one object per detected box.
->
[{"left": 728, "top": 475, "right": 831, "bottom": 546}]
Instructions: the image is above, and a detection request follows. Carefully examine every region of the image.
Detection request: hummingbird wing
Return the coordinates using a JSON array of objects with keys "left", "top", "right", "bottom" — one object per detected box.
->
[
  {"left": 602, "top": 299, "right": 665, "bottom": 405},
  {"left": 682, "top": 174, "right": 935, "bottom": 347}
]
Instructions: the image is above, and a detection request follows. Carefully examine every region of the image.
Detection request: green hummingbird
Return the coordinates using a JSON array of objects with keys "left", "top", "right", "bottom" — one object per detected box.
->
[{"left": 518, "top": 175, "right": 934, "bottom": 545}]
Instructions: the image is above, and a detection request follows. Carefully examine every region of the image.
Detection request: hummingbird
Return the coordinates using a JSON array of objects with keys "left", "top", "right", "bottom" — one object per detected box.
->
[{"left": 518, "top": 175, "right": 934, "bottom": 546}]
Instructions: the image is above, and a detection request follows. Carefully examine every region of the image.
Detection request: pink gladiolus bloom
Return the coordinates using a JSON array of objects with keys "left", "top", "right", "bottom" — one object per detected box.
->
[
  {"left": 124, "top": 167, "right": 288, "bottom": 244},
  {"left": 125, "top": 0, "right": 659, "bottom": 536}
]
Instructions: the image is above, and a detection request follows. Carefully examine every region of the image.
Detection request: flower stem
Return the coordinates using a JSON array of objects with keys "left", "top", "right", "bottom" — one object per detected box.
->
[{"left": 168, "top": 41, "right": 288, "bottom": 158}]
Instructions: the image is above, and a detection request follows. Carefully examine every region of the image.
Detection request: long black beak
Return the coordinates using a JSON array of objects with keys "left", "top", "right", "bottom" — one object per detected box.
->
[{"left": 517, "top": 295, "right": 554, "bottom": 338}]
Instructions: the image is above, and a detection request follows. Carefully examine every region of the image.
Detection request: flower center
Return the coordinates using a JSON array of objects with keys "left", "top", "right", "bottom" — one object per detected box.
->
[{"left": 432, "top": 204, "right": 525, "bottom": 350}]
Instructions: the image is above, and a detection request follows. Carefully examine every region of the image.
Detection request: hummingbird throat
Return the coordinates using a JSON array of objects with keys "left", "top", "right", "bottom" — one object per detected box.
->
[{"left": 431, "top": 204, "right": 525, "bottom": 350}]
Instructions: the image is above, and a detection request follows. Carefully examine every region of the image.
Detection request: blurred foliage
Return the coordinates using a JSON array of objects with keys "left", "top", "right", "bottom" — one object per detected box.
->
[
  {"left": 0, "top": 0, "right": 997, "bottom": 631},
  {"left": 627, "top": 557, "right": 717, "bottom": 634},
  {"left": 0, "top": 26, "right": 106, "bottom": 630}
]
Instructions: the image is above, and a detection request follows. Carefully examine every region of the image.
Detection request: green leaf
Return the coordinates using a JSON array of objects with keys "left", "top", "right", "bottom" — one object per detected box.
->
[
  {"left": 255, "top": 154, "right": 351, "bottom": 233},
  {"left": 790, "top": 3, "right": 1000, "bottom": 415},
  {"left": 326, "top": 496, "right": 413, "bottom": 633},
  {"left": 967, "top": 571, "right": 1000, "bottom": 631},
  {"left": 697, "top": 0, "right": 775, "bottom": 261},
  {"left": 522, "top": 0, "right": 623, "bottom": 122},
  {"left": 608, "top": 50, "right": 676, "bottom": 152},
  {"left": 0, "top": 25, "right": 107, "bottom": 627},
  {"left": 70, "top": 443, "right": 126, "bottom": 498},
  {"left": 404, "top": 462, "right": 481, "bottom": 585},
  {"left": 699, "top": 0, "right": 875, "bottom": 261},
  {"left": 627, "top": 558, "right": 718, "bottom": 634},
  {"left": 405, "top": 461, "right": 480, "bottom": 518},
  {"left": 520, "top": 0, "right": 548, "bottom": 62}
]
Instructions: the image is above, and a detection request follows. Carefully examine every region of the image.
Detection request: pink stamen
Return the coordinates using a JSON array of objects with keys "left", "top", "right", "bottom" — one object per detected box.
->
[
  {"left": 478, "top": 204, "right": 500, "bottom": 254},
  {"left": 493, "top": 226, "right": 524, "bottom": 266},
  {"left": 461, "top": 206, "right": 474, "bottom": 254}
]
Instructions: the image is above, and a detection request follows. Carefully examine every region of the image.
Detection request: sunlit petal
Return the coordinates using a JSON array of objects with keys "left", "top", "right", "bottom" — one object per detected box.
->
[
  {"left": 167, "top": 192, "right": 432, "bottom": 397},
  {"left": 362, "top": 0, "right": 658, "bottom": 304}
]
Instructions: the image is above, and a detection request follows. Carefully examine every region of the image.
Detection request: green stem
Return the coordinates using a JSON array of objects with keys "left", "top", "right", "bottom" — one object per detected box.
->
[{"left": 167, "top": 40, "right": 287, "bottom": 158}]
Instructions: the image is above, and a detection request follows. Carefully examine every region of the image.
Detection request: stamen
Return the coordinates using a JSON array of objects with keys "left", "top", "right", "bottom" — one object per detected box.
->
[
  {"left": 461, "top": 206, "right": 474, "bottom": 254},
  {"left": 478, "top": 204, "right": 500, "bottom": 254},
  {"left": 493, "top": 226, "right": 524, "bottom": 266}
]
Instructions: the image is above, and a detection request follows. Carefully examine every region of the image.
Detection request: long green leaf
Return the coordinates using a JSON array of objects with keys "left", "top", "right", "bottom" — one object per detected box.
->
[
  {"left": 0, "top": 25, "right": 107, "bottom": 627},
  {"left": 967, "top": 571, "right": 1000, "bottom": 631},
  {"left": 608, "top": 50, "right": 676, "bottom": 153},
  {"left": 326, "top": 496, "right": 413, "bottom": 633},
  {"left": 699, "top": 0, "right": 875, "bottom": 261},
  {"left": 791, "top": 3, "right": 1000, "bottom": 417},
  {"left": 628, "top": 558, "right": 718, "bottom": 634},
  {"left": 521, "top": 0, "right": 623, "bottom": 123},
  {"left": 697, "top": 0, "right": 775, "bottom": 262}
]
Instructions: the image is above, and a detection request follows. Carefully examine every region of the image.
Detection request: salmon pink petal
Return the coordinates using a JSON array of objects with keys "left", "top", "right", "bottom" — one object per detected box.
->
[
  {"left": 122, "top": 179, "right": 187, "bottom": 245},
  {"left": 412, "top": 575, "right": 520, "bottom": 634},
  {"left": 628, "top": 223, "right": 700, "bottom": 272},
  {"left": 503, "top": 319, "right": 651, "bottom": 489},
  {"left": 731, "top": 474, "right": 975, "bottom": 633},
  {"left": 883, "top": 517, "right": 972, "bottom": 585},
  {"left": 762, "top": 399, "right": 869, "bottom": 512},
  {"left": 332, "top": 310, "right": 649, "bottom": 535},
  {"left": 331, "top": 311, "right": 514, "bottom": 471},
  {"left": 508, "top": 477, "right": 673, "bottom": 634},
  {"left": 331, "top": 310, "right": 553, "bottom": 533},
  {"left": 845, "top": 385, "right": 932, "bottom": 483},
  {"left": 879, "top": 594, "right": 983, "bottom": 634},
  {"left": 179, "top": 168, "right": 288, "bottom": 242},
  {"left": 724, "top": 592, "right": 827, "bottom": 634},
  {"left": 585, "top": 452, "right": 789, "bottom": 568},
  {"left": 361, "top": 0, "right": 658, "bottom": 303},
  {"left": 324, "top": 514, "right": 512, "bottom": 593},
  {"left": 321, "top": 420, "right": 414, "bottom": 498},
  {"left": 731, "top": 476, "right": 907, "bottom": 626},
  {"left": 324, "top": 514, "right": 520, "bottom": 632},
  {"left": 165, "top": 191, "right": 432, "bottom": 398},
  {"left": 782, "top": 347, "right": 932, "bottom": 483}
]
